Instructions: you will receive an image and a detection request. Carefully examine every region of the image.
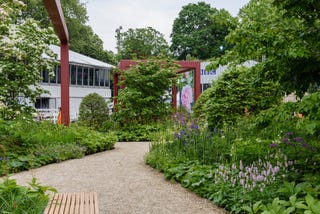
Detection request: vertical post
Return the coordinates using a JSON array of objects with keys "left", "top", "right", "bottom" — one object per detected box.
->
[
  {"left": 60, "top": 43, "right": 70, "bottom": 125},
  {"left": 172, "top": 86, "right": 177, "bottom": 110},
  {"left": 194, "top": 61, "right": 201, "bottom": 102},
  {"left": 113, "top": 73, "right": 118, "bottom": 108}
]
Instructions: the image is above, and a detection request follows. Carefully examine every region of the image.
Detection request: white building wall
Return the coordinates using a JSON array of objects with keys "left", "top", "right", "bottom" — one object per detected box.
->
[{"left": 40, "top": 85, "right": 111, "bottom": 121}]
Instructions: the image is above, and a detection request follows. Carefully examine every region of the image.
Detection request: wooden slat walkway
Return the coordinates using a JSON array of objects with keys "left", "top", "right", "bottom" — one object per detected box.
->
[{"left": 44, "top": 192, "right": 99, "bottom": 214}]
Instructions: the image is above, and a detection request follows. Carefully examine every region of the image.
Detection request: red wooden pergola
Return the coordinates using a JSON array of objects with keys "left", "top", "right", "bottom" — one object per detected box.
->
[
  {"left": 43, "top": 0, "right": 70, "bottom": 125},
  {"left": 115, "top": 60, "right": 201, "bottom": 109}
]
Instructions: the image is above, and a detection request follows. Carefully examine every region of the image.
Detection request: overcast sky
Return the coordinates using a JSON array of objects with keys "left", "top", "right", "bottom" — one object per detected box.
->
[{"left": 82, "top": 0, "right": 250, "bottom": 53}]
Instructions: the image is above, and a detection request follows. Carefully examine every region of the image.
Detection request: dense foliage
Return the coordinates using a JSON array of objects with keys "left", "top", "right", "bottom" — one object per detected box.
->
[
  {"left": 0, "top": 117, "right": 117, "bottom": 175},
  {"left": 170, "top": 2, "right": 236, "bottom": 60},
  {"left": 113, "top": 59, "right": 178, "bottom": 126},
  {"left": 116, "top": 27, "right": 170, "bottom": 60},
  {"left": 146, "top": 93, "right": 320, "bottom": 213},
  {"left": 78, "top": 93, "right": 110, "bottom": 130},
  {"left": 0, "top": 0, "right": 58, "bottom": 119},
  {"left": 194, "top": 64, "right": 282, "bottom": 129},
  {"left": 0, "top": 178, "right": 55, "bottom": 213},
  {"left": 209, "top": 0, "right": 320, "bottom": 97}
]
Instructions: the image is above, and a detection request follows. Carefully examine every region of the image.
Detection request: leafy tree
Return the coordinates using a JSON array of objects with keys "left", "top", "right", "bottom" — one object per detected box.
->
[
  {"left": 170, "top": 2, "right": 236, "bottom": 60},
  {"left": 0, "top": 0, "right": 58, "bottom": 119},
  {"left": 21, "top": 0, "right": 117, "bottom": 65},
  {"left": 194, "top": 64, "right": 282, "bottom": 129},
  {"left": 113, "top": 59, "right": 178, "bottom": 125},
  {"left": 209, "top": 0, "right": 320, "bottom": 97},
  {"left": 78, "top": 93, "right": 109, "bottom": 130},
  {"left": 117, "top": 27, "right": 170, "bottom": 60}
]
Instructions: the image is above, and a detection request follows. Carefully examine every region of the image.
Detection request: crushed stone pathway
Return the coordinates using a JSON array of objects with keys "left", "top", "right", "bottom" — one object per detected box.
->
[{"left": 11, "top": 142, "right": 226, "bottom": 214}]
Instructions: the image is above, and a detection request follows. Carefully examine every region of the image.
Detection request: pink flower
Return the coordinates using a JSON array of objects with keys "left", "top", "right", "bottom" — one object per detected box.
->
[{"left": 181, "top": 85, "right": 193, "bottom": 111}]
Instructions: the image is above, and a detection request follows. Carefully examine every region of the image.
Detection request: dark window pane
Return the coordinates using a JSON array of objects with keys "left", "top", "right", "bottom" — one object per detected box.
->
[
  {"left": 57, "top": 66, "right": 61, "bottom": 84},
  {"left": 95, "top": 68, "right": 101, "bottom": 86},
  {"left": 100, "top": 70, "right": 105, "bottom": 87},
  {"left": 70, "top": 65, "right": 77, "bottom": 85},
  {"left": 83, "top": 67, "right": 89, "bottom": 86},
  {"left": 89, "top": 68, "right": 94, "bottom": 86},
  {"left": 42, "top": 70, "right": 49, "bottom": 83},
  {"left": 77, "top": 66, "right": 83, "bottom": 85}
]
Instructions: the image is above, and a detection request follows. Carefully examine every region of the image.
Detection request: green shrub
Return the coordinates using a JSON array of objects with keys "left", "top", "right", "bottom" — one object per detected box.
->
[
  {"left": 78, "top": 93, "right": 110, "bottom": 130},
  {"left": 0, "top": 119, "right": 117, "bottom": 175},
  {"left": 78, "top": 131, "right": 117, "bottom": 154},
  {"left": 117, "top": 123, "right": 163, "bottom": 142},
  {"left": 195, "top": 64, "right": 282, "bottom": 129},
  {"left": 0, "top": 178, "right": 56, "bottom": 213},
  {"left": 113, "top": 60, "right": 178, "bottom": 126}
]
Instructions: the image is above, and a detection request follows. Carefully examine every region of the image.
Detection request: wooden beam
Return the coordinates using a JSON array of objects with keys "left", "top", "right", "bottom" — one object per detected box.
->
[
  {"left": 42, "top": 0, "right": 70, "bottom": 125},
  {"left": 42, "top": 0, "right": 69, "bottom": 43}
]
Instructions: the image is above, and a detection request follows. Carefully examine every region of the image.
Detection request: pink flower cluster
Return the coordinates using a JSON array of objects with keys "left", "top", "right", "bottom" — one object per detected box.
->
[{"left": 215, "top": 153, "right": 295, "bottom": 192}]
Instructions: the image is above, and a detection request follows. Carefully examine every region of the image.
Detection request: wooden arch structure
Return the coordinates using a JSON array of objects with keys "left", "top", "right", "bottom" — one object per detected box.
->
[
  {"left": 43, "top": 0, "right": 70, "bottom": 125},
  {"left": 114, "top": 60, "right": 201, "bottom": 109}
]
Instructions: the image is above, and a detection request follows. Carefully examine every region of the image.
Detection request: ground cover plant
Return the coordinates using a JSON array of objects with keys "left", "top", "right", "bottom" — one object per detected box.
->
[
  {"left": 0, "top": 177, "right": 56, "bottom": 213},
  {"left": 146, "top": 92, "right": 320, "bottom": 213},
  {"left": 0, "top": 116, "right": 117, "bottom": 175}
]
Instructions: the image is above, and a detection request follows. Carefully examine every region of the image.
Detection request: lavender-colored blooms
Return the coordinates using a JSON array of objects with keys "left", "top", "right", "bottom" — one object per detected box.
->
[
  {"left": 301, "top": 143, "right": 309, "bottom": 148},
  {"left": 286, "top": 132, "right": 293, "bottom": 136},
  {"left": 293, "top": 137, "right": 304, "bottom": 143},
  {"left": 240, "top": 179, "right": 245, "bottom": 186},
  {"left": 270, "top": 143, "right": 278, "bottom": 148}
]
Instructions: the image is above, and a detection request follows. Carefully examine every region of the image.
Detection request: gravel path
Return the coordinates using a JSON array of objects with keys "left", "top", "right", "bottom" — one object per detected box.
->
[{"left": 11, "top": 142, "right": 226, "bottom": 214}]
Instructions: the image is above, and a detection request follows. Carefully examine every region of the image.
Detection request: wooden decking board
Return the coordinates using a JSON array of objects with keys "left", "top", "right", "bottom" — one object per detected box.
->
[{"left": 44, "top": 192, "right": 99, "bottom": 214}]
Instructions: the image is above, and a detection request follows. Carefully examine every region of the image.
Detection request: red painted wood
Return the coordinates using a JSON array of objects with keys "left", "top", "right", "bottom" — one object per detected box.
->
[
  {"left": 60, "top": 43, "right": 70, "bottom": 125},
  {"left": 42, "top": 0, "right": 69, "bottom": 43},
  {"left": 43, "top": 0, "right": 70, "bottom": 125},
  {"left": 172, "top": 86, "right": 177, "bottom": 109}
]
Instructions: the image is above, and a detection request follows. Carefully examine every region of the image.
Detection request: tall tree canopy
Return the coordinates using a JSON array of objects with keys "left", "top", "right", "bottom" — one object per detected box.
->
[
  {"left": 116, "top": 27, "right": 170, "bottom": 60},
  {"left": 170, "top": 2, "right": 236, "bottom": 60},
  {"left": 21, "top": 0, "right": 116, "bottom": 65},
  {"left": 209, "top": 0, "right": 319, "bottom": 97}
]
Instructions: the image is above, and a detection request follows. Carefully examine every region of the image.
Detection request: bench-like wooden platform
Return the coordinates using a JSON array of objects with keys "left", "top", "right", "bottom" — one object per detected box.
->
[{"left": 44, "top": 192, "right": 99, "bottom": 214}]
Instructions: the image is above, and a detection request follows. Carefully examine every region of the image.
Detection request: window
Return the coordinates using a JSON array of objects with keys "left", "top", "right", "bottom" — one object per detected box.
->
[
  {"left": 57, "top": 66, "right": 61, "bottom": 84},
  {"left": 104, "top": 69, "right": 110, "bottom": 87},
  {"left": 35, "top": 98, "right": 49, "bottom": 109},
  {"left": 95, "top": 68, "right": 101, "bottom": 86},
  {"left": 83, "top": 67, "right": 89, "bottom": 86},
  {"left": 89, "top": 68, "right": 94, "bottom": 86},
  {"left": 42, "top": 70, "right": 49, "bottom": 83},
  {"left": 70, "top": 65, "right": 77, "bottom": 85},
  {"left": 77, "top": 66, "right": 83, "bottom": 85},
  {"left": 100, "top": 70, "right": 105, "bottom": 87}
]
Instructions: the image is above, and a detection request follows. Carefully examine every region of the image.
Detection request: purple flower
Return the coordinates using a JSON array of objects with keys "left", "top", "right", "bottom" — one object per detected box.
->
[
  {"left": 282, "top": 138, "right": 289, "bottom": 143},
  {"left": 293, "top": 137, "right": 304, "bottom": 143},
  {"left": 240, "top": 179, "right": 245, "bottom": 186},
  {"left": 286, "top": 132, "right": 293, "bottom": 136},
  {"left": 301, "top": 143, "right": 309, "bottom": 148},
  {"left": 256, "top": 175, "right": 264, "bottom": 182},
  {"left": 270, "top": 143, "right": 278, "bottom": 148}
]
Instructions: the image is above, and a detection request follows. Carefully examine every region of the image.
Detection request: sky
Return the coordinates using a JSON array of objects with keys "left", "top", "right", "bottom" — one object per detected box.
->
[{"left": 82, "top": 0, "right": 251, "bottom": 53}]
